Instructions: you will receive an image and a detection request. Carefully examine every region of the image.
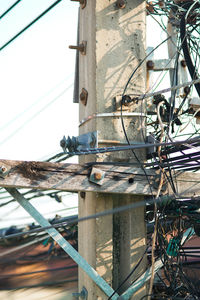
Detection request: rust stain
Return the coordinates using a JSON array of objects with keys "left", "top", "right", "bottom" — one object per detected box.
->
[{"left": 14, "top": 162, "right": 47, "bottom": 181}]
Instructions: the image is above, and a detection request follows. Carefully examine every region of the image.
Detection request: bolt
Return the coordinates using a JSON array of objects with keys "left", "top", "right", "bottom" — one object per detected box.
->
[
  {"left": 116, "top": 0, "right": 126, "bottom": 9},
  {"left": 147, "top": 60, "right": 154, "bottom": 70},
  {"left": 122, "top": 95, "right": 132, "bottom": 106},
  {"left": 69, "top": 41, "right": 87, "bottom": 55},
  {"left": 181, "top": 60, "right": 187, "bottom": 68},
  {"left": 80, "top": 88, "right": 88, "bottom": 106},
  {"left": 94, "top": 172, "right": 102, "bottom": 181},
  {"left": 0, "top": 166, "right": 7, "bottom": 174}
]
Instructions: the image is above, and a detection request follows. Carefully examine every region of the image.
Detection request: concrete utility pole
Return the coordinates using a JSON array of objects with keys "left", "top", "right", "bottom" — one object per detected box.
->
[{"left": 77, "top": 1, "right": 147, "bottom": 299}]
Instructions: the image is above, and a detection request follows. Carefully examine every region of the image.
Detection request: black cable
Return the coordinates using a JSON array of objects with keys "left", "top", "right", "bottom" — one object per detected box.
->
[
  {"left": 0, "top": 196, "right": 161, "bottom": 240},
  {"left": 107, "top": 246, "right": 149, "bottom": 300},
  {"left": 0, "top": 0, "right": 22, "bottom": 19},
  {"left": 0, "top": 0, "right": 63, "bottom": 51},
  {"left": 64, "top": 136, "right": 200, "bottom": 155}
]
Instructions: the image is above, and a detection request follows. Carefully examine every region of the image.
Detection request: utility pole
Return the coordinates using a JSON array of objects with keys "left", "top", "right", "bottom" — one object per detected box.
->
[{"left": 74, "top": 0, "right": 147, "bottom": 298}]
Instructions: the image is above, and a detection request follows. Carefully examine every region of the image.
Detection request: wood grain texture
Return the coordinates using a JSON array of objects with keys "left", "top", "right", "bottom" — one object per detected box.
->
[
  {"left": 0, "top": 159, "right": 157, "bottom": 195},
  {"left": 0, "top": 159, "right": 199, "bottom": 197}
]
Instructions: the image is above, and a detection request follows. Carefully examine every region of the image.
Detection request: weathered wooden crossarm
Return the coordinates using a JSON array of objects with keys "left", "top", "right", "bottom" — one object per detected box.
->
[
  {"left": 0, "top": 159, "right": 199, "bottom": 197},
  {"left": 0, "top": 159, "right": 158, "bottom": 195}
]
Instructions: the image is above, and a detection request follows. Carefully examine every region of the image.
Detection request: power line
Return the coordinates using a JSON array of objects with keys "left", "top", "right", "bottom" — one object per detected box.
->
[
  {"left": 0, "top": 83, "right": 72, "bottom": 146},
  {"left": 61, "top": 136, "right": 200, "bottom": 156},
  {"left": 0, "top": 196, "right": 162, "bottom": 240},
  {"left": 0, "top": 0, "right": 22, "bottom": 19},
  {"left": 0, "top": 74, "right": 73, "bottom": 132},
  {"left": 0, "top": 0, "right": 63, "bottom": 51}
]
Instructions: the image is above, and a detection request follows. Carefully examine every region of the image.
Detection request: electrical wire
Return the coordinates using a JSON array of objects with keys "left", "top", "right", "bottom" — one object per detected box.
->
[
  {"left": 0, "top": 74, "right": 73, "bottom": 132},
  {"left": 0, "top": 196, "right": 161, "bottom": 240},
  {"left": 0, "top": 83, "right": 73, "bottom": 146},
  {"left": 107, "top": 246, "right": 149, "bottom": 299},
  {"left": 0, "top": 0, "right": 63, "bottom": 51},
  {"left": 0, "top": 0, "right": 22, "bottom": 19}
]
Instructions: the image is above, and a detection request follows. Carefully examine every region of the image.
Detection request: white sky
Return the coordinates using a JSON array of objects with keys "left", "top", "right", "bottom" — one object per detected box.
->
[{"left": 0, "top": 0, "right": 78, "bottom": 161}]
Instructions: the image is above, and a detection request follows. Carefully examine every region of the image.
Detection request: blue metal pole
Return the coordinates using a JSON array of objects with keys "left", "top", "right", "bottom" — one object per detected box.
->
[{"left": 6, "top": 188, "right": 119, "bottom": 300}]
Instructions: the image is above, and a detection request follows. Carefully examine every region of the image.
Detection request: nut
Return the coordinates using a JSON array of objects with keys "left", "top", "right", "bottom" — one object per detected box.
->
[
  {"left": 94, "top": 172, "right": 102, "bottom": 180},
  {"left": 0, "top": 166, "right": 7, "bottom": 173}
]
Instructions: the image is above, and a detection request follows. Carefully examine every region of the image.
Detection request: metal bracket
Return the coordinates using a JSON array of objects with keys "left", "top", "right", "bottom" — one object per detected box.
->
[
  {"left": 147, "top": 59, "right": 176, "bottom": 71},
  {"left": 60, "top": 131, "right": 97, "bottom": 153},
  {"left": 89, "top": 167, "right": 105, "bottom": 186},
  {"left": 72, "top": 286, "right": 88, "bottom": 299}
]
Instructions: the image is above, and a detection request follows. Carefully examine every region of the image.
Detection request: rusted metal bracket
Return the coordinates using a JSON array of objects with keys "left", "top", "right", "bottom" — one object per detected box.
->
[
  {"left": 146, "top": 59, "right": 176, "bottom": 71},
  {"left": 69, "top": 41, "right": 87, "bottom": 55},
  {"left": 71, "top": 0, "right": 86, "bottom": 9}
]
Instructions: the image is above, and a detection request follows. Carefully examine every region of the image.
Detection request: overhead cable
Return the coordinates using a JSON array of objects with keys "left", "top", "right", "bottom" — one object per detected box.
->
[
  {"left": 62, "top": 136, "right": 200, "bottom": 156},
  {"left": 0, "top": 0, "right": 63, "bottom": 51},
  {"left": 0, "top": 0, "right": 22, "bottom": 20},
  {"left": 0, "top": 196, "right": 161, "bottom": 240}
]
